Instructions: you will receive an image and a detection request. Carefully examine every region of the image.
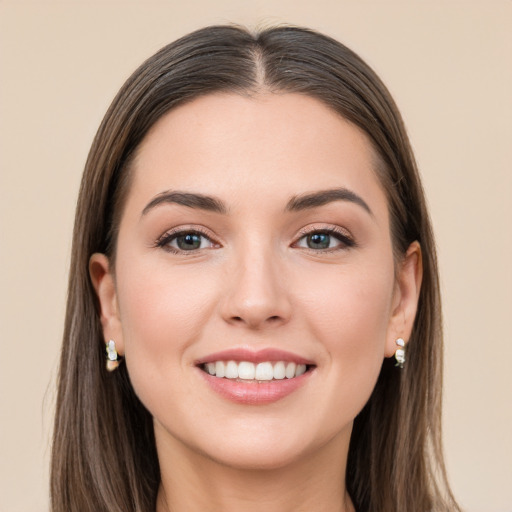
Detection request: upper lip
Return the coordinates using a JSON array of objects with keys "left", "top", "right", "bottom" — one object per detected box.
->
[{"left": 195, "top": 348, "right": 315, "bottom": 366}]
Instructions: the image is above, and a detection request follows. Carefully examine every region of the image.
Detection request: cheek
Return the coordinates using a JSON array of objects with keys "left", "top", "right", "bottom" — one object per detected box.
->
[
  {"left": 296, "top": 258, "right": 395, "bottom": 406},
  {"left": 300, "top": 258, "right": 394, "bottom": 342},
  {"left": 114, "top": 257, "right": 219, "bottom": 384},
  {"left": 113, "top": 257, "right": 229, "bottom": 433}
]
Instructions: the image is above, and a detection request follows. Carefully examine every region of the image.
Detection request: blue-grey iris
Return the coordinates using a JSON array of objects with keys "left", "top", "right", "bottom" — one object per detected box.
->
[
  {"left": 308, "top": 233, "right": 331, "bottom": 249},
  {"left": 177, "top": 233, "right": 202, "bottom": 250}
]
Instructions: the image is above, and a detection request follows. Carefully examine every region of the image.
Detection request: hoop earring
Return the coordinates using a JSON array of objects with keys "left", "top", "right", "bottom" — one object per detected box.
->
[
  {"left": 394, "top": 338, "right": 406, "bottom": 368},
  {"left": 106, "top": 339, "right": 121, "bottom": 372}
]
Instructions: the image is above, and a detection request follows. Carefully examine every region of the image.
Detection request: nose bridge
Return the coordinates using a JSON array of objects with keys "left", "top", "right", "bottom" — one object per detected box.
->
[{"left": 221, "top": 236, "right": 291, "bottom": 328}]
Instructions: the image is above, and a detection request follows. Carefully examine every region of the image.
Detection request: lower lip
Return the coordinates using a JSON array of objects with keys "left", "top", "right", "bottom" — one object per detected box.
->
[{"left": 198, "top": 369, "right": 313, "bottom": 405}]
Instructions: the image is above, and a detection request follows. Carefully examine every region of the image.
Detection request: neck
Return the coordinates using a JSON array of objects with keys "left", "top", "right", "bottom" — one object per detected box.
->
[{"left": 155, "top": 430, "right": 355, "bottom": 512}]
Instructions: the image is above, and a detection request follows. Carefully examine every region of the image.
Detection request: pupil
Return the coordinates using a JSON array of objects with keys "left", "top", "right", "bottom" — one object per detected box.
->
[
  {"left": 177, "top": 233, "right": 201, "bottom": 250},
  {"left": 308, "top": 233, "right": 330, "bottom": 249}
]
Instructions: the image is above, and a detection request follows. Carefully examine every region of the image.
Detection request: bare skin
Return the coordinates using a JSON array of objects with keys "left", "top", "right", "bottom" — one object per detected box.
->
[
  {"left": 155, "top": 425, "right": 355, "bottom": 512},
  {"left": 90, "top": 92, "right": 421, "bottom": 512}
]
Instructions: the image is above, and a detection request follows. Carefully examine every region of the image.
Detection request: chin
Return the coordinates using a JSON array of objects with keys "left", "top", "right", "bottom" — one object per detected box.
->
[
  {"left": 184, "top": 418, "right": 351, "bottom": 473},
  {"left": 199, "top": 439, "right": 311, "bottom": 472}
]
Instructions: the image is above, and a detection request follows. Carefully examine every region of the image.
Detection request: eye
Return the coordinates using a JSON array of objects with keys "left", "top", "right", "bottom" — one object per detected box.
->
[
  {"left": 173, "top": 232, "right": 209, "bottom": 250},
  {"left": 294, "top": 227, "right": 355, "bottom": 251},
  {"left": 156, "top": 229, "right": 217, "bottom": 253}
]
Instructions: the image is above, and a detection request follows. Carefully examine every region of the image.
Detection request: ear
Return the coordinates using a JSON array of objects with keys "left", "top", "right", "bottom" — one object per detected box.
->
[
  {"left": 89, "top": 253, "right": 124, "bottom": 356},
  {"left": 384, "top": 241, "right": 423, "bottom": 358}
]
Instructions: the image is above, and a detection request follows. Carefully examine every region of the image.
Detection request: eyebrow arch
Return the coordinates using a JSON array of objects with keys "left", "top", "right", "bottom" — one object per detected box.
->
[
  {"left": 142, "top": 190, "right": 228, "bottom": 216},
  {"left": 285, "top": 188, "right": 373, "bottom": 216}
]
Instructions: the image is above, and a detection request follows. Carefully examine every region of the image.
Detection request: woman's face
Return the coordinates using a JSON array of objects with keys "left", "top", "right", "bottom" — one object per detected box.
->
[{"left": 92, "top": 92, "right": 420, "bottom": 470}]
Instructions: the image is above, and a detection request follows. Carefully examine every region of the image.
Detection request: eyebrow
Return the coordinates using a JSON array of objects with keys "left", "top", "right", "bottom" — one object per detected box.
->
[
  {"left": 142, "top": 191, "right": 228, "bottom": 216},
  {"left": 285, "top": 188, "right": 373, "bottom": 216},
  {"left": 141, "top": 187, "right": 372, "bottom": 217}
]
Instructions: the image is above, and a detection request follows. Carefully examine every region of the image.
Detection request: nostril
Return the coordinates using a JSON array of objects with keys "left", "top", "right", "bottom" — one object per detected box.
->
[{"left": 229, "top": 314, "right": 284, "bottom": 327}]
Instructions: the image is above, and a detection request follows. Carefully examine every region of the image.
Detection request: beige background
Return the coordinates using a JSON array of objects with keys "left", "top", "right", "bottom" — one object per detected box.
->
[{"left": 0, "top": 1, "right": 511, "bottom": 511}]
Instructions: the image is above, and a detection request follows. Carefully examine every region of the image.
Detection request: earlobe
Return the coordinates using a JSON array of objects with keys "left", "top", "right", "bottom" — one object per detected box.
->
[
  {"left": 384, "top": 241, "right": 423, "bottom": 358},
  {"left": 89, "top": 253, "right": 124, "bottom": 355}
]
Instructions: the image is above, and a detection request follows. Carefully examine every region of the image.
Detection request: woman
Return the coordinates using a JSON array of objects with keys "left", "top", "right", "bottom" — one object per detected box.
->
[{"left": 51, "top": 25, "right": 461, "bottom": 512}]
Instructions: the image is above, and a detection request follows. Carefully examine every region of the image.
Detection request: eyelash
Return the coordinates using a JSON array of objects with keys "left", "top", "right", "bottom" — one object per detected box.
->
[
  {"left": 294, "top": 226, "right": 356, "bottom": 252},
  {"left": 155, "top": 226, "right": 218, "bottom": 255},
  {"left": 155, "top": 225, "right": 356, "bottom": 255}
]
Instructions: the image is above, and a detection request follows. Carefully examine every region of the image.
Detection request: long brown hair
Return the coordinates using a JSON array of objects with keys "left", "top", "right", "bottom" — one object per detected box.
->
[{"left": 51, "top": 25, "right": 460, "bottom": 512}]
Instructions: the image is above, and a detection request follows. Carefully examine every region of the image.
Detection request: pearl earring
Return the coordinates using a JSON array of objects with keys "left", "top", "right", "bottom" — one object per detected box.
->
[
  {"left": 105, "top": 339, "right": 121, "bottom": 372},
  {"left": 394, "top": 338, "right": 406, "bottom": 368}
]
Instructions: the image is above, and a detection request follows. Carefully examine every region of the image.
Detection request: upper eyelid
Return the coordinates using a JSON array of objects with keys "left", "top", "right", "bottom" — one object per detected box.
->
[
  {"left": 293, "top": 225, "right": 356, "bottom": 250},
  {"left": 295, "top": 224, "right": 353, "bottom": 240},
  {"left": 154, "top": 224, "right": 354, "bottom": 247},
  {"left": 155, "top": 226, "right": 218, "bottom": 247}
]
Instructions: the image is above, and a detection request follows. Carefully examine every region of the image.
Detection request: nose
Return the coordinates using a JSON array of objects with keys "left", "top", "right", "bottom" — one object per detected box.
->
[{"left": 220, "top": 245, "right": 292, "bottom": 329}]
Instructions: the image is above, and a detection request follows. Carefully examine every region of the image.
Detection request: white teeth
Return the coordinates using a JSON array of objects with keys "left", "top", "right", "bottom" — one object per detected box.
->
[
  {"left": 273, "top": 361, "right": 286, "bottom": 380},
  {"left": 285, "top": 362, "right": 296, "bottom": 379},
  {"left": 295, "top": 364, "right": 306, "bottom": 377},
  {"left": 255, "top": 362, "right": 273, "bottom": 381},
  {"left": 203, "top": 360, "right": 310, "bottom": 380},
  {"left": 215, "top": 361, "right": 225, "bottom": 378},
  {"left": 238, "top": 361, "right": 255, "bottom": 379},
  {"left": 225, "top": 360, "right": 238, "bottom": 379}
]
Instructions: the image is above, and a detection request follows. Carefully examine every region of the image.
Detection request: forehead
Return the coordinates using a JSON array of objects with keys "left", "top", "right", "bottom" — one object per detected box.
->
[{"left": 127, "top": 92, "right": 387, "bottom": 219}]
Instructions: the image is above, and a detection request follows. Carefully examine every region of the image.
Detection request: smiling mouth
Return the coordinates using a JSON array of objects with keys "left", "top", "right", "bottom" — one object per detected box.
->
[{"left": 200, "top": 360, "right": 314, "bottom": 382}]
